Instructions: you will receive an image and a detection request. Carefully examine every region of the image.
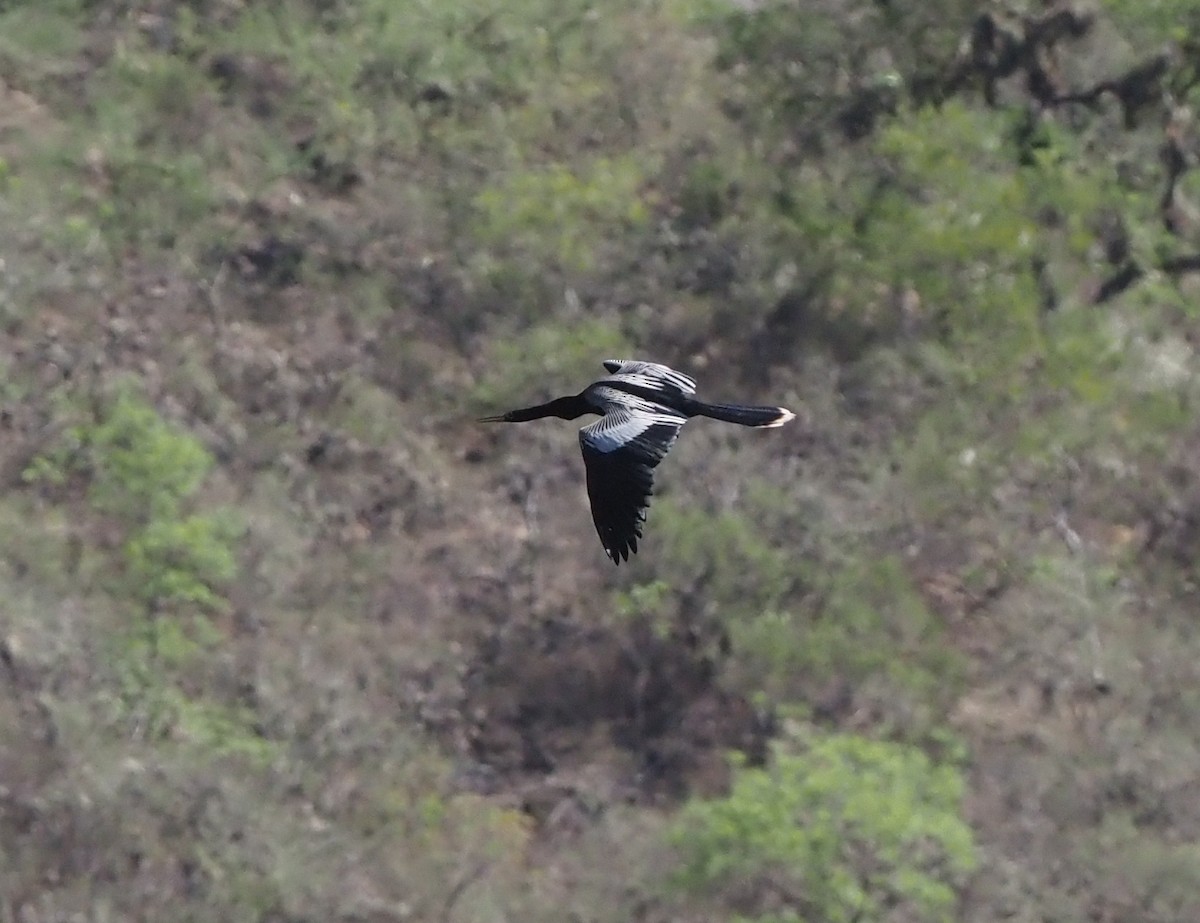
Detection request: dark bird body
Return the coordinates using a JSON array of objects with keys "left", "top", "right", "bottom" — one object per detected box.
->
[{"left": 481, "top": 359, "right": 794, "bottom": 564}]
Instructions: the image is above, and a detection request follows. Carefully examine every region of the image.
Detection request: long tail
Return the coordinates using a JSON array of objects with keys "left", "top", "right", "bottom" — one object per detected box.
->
[{"left": 686, "top": 400, "right": 795, "bottom": 428}]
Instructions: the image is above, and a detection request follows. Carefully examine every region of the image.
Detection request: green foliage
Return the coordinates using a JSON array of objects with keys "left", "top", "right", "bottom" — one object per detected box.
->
[
  {"left": 812, "top": 556, "right": 957, "bottom": 699},
  {"left": 25, "top": 386, "right": 242, "bottom": 751},
  {"left": 652, "top": 497, "right": 799, "bottom": 617},
  {"left": 867, "top": 102, "right": 1129, "bottom": 382},
  {"left": 1099, "top": 0, "right": 1200, "bottom": 43},
  {"left": 880, "top": 107, "right": 1033, "bottom": 242},
  {"left": 474, "top": 155, "right": 652, "bottom": 272},
  {"left": 848, "top": 100, "right": 1174, "bottom": 526},
  {"left": 472, "top": 316, "right": 630, "bottom": 409},
  {"left": 117, "top": 612, "right": 221, "bottom": 677},
  {"left": 171, "top": 695, "right": 278, "bottom": 764},
  {"left": 0, "top": 2, "right": 85, "bottom": 79},
  {"left": 9, "top": 1, "right": 1200, "bottom": 921},
  {"left": 676, "top": 159, "right": 743, "bottom": 230},
  {"left": 865, "top": 105, "right": 1042, "bottom": 349},
  {"left": 27, "top": 386, "right": 239, "bottom": 611},
  {"left": 1080, "top": 811, "right": 1200, "bottom": 918},
  {"left": 734, "top": 555, "right": 962, "bottom": 723},
  {"left": 46, "top": 41, "right": 227, "bottom": 255},
  {"left": 642, "top": 498, "right": 960, "bottom": 735},
  {"left": 616, "top": 579, "right": 673, "bottom": 621},
  {"left": 713, "top": 0, "right": 975, "bottom": 148},
  {"left": 670, "top": 732, "right": 977, "bottom": 923},
  {"left": 893, "top": 404, "right": 999, "bottom": 521},
  {"left": 125, "top": 514, "right": 239, "bottom": 609},
  {"left": 226, "top": 0, "right": 656, "bottom": 161},
  {"left": 84, "top": 389, "right": 213, "bottom": 521},
  {"left": 645, "top": 490, "right": 962, "bottom": 732},
  {"left": 111, "top": 622, "right": 275, "bottom": 763},
  {"left": 236, "top": 0, "right": 596, "bottom": 109}
]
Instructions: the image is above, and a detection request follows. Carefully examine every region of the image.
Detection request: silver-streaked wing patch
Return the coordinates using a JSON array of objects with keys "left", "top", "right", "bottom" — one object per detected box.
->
[
  {"left": 579, "top": 391, "right": 686, "bottom": 454},
  {"left": 600, "top": 359, "right": 696, "bottom": 395}
]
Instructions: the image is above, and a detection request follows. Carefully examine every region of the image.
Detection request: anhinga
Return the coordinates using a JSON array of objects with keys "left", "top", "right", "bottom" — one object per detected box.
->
[{"left": 480, "top": 359, "right": 795, "bottom": 564}]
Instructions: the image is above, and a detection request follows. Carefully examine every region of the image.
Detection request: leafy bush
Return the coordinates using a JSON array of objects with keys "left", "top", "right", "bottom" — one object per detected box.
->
[
  {"left": 650, "top": 489, "right": 802, "bottom": 619},
  {"left": 670, "top": 732, "right": 977, "bottom": 923},
  {"left": 0, "top": 2, "right": 86, "bottom": 82},
  {"left": 1099, "top": 0, "right": 1200, "bottom": 43},
  {"left": 25, "top": 385, "right": 242, "bottom": 742},
  {"left": 471, "top": 316, "right": 630, "bottom": 410},
  {"left": 83, "top": 389, "right": 214, "bottom": 521},
  {"left": 124, "top": 514, "right": 238, "bottom": 610},
  {"left": 28, "top": 386, "right": 239, "bottom": 610},
  {"left": 712, "top": 0, "right": 975, "bottom": 151},
  {"left": 473, "top": 155, "right": 652, "bottom": 274},
  {"left": 53, "top": 42, "right": 227, "bottom": 255},
  {"left": 733, "top": 555, "right": 962, "bottom": 723}
]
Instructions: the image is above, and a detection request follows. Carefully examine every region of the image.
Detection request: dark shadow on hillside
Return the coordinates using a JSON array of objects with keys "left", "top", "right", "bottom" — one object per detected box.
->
[{"left": 459, "top": 614, "right": 774, "bottom": 806}]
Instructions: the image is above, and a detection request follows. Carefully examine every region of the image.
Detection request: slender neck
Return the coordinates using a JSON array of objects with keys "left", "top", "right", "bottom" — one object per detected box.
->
[{"left": 506, "top": 393, "right": 592, "bottom": 422}]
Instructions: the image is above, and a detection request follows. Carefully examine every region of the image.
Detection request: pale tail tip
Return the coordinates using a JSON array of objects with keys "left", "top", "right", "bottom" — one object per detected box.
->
[{"left": 766, "top": 407, "right": 796, "bottom": 428}]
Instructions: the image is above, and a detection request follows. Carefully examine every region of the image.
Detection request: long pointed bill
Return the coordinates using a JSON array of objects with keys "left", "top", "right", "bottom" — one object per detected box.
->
[{"left": 478, "top": 413, "right": 508, "bottom": 423}]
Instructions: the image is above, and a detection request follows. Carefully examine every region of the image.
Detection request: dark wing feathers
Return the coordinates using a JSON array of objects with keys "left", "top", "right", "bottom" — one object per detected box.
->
[
  {"left": 579, "top": 411, "right": 684, "bottom": 564},
  {"left": 484, "top": 359, "right": 789, "bottom": 563},
  {"left": 580, "top": 444, "right": 653, "bottom": 563}
]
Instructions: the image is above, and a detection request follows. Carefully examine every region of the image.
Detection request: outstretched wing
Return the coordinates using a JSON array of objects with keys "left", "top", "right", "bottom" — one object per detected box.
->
[
  {"left": 601, "top": 359, "right": 697, "bottom": 395},
  {"left": 579, "top": 401, "right": 686, "bottom": 564}
]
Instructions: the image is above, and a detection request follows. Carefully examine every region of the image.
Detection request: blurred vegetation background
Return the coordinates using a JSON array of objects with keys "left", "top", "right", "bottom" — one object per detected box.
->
[{"left": 3, "top": 0, "right": 1200, "bottom": 920}]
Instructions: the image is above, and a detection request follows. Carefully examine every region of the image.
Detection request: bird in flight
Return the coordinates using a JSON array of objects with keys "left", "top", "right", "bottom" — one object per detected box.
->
[{"left": 480, "top": 359, "right": 794, "bottom": 564}]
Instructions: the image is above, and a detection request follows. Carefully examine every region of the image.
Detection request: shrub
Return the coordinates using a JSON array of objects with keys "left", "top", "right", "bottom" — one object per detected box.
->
[
  {"left": 712, "top": 0, "right": 975, "bottom": 151},
  {"left": 27, "top": 386, "right": 239, "bottom": 610},
  {"left": 650, "top": 494, "right": 800, "bottom": 620},
  {"left": 670, "top": 731, "right": 977, "bottom": 923},
  {"left": 733, "top": 555, "right": 962, "bottom": 724},
  {"left": 83, "top": 388, "right": 214, "bottom": 522},
  {"left": 25, "top": 384, "right": 242, "bottom": 743},
  {"left": 471, "top": 316, "right": 630, "bottom": 410},
  {"left": 473, "top": 155, "right": 652, "bottom": 274}
]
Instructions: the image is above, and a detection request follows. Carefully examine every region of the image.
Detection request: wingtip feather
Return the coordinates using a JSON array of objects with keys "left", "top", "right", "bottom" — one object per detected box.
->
[{"left": 764, "top": 407, "right": 796, "bottom": 428}]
